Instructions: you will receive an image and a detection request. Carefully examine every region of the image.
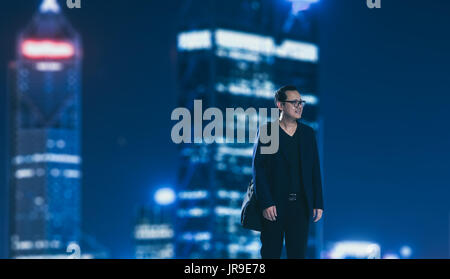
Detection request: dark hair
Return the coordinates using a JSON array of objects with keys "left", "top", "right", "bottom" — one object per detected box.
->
[{"left": 274, "top": 85, "right": 299, "bottom": 106}]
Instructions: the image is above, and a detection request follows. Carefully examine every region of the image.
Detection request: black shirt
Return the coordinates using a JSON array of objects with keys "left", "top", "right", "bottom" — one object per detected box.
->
[{"left": 279, "top": 123, "right": 304, "bottom": 194}]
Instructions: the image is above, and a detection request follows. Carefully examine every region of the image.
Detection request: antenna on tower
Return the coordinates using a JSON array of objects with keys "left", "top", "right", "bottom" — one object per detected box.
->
[{"left": 39, "top": 0, "right": 61, "bottom": 13}]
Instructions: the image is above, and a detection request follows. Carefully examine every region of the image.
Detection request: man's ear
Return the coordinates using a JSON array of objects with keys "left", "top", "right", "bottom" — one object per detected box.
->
[{"left": 276, "top": 101, "right": 283, "bottom": 111}]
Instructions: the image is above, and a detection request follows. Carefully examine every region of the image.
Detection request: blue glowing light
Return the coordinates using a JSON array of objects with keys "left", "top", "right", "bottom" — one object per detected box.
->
[
  {"left": 287, "top": 0, "right": 319, "bottom": 13},
  {"left": 39, "top": 0, "right": 61, "bottom": 13},
  {"left": 383, "top": 253, "right": 400, "bottom": 259},
  {"left": 329, "top": 241, "right": 381, "bottom": 259},
  {"left": 400, "top": 245, "right": 412, "bottom": 258},
  {"left": 154, "top": 187, "right": 176, "bottom": 205}
]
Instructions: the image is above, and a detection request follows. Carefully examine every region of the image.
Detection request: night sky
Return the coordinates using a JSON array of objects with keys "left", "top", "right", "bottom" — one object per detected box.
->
[{"left": 1, "top": 0, "right": 449, "bottom": 258}]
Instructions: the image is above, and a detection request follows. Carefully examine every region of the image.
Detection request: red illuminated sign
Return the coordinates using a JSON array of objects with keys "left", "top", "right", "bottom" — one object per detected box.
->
[{"left": 21, "top": 39, "right": 75, "bottom": 59}]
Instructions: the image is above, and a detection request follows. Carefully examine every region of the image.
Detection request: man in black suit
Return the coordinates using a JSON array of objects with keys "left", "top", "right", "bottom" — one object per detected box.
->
[{"left": 252, "top": 85, "right": 324, "bottom": 259}]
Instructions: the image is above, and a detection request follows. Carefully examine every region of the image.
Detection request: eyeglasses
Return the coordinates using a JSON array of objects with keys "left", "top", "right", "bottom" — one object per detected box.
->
[{"left": 283, "top": 99, "right": 306, "bottom": 108}]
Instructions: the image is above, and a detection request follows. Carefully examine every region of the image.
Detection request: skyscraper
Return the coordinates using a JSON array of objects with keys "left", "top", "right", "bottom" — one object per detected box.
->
[
  {"left": 134, "top": 188, "right": 176, "bottom": 259},
  {"left": 134, "top": 206, "right": 175, "bottom": 259},
  {"left": 8, "top": 0, "right": 83, "bottom": 258},
  {"left": 175, "top": 0, "right": 323, "bottom": 258}
]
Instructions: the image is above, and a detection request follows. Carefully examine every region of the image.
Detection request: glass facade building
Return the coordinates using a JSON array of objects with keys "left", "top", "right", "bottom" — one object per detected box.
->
[
  {"left": 134, "top": 206, "right": 175, "bottom": 259},
  {"left": 175, "top": 0, "right": 323, "bottom": 258},
  {"left": 8, "top": 0, "right": 83, "bottom": 258}
]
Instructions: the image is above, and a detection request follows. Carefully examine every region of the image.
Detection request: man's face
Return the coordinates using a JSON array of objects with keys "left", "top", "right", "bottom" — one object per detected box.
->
[{"left": 278, "top": 90, "right": 303, "bottom": 120}]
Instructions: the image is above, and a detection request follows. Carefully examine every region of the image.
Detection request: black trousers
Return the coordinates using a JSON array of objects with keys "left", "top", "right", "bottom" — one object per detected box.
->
[{"left": 260, "top": 195, "right": 310, "bottom": 259}]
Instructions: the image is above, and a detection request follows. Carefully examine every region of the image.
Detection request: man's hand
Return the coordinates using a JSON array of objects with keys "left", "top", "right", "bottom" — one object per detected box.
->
[
  {"left": 313, "top": 209, "right": 323, "bottom": 222},
  {"left": 263, "top": 206, "right": 277, "bottom": 221}
]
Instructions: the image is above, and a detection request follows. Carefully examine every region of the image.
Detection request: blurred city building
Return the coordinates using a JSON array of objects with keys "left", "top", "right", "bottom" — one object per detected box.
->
[
  {"left": 7, "top": 0, "right": 105, "bottom": 258},
  {"left": 174, "top": 0, "right": 323, "bottom": 258},
  {"left": 134, "top": 188, "right": 176, "bottom": 259},
  {"left": 323, "top": 240, "right": 413, "bottom": 259},
  {"left": 325, "top": 241, "right": 381, "bottom": 259}
]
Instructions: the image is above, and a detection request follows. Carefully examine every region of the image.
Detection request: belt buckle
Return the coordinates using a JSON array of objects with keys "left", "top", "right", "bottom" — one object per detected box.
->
[{"left": 288, "top": 193, "right": 297, "bottom": 201}]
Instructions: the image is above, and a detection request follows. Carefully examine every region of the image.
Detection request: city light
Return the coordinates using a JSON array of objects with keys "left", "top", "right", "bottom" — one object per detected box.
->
[
  {"left": 39, "top": 0, "right": 61, "bottom": 13},
  {"left": 215, "top": 29, "right": 275, "bottom": 55},
  {"left": 177, "top": 207, "right": 209, "bottom": 218},
  {"left": 276, "top": 39, "right": 319, "bottom": 62},
  {"left": 154, "top": 187, "right": 176, "bottom": 205},
  {"left": 215, "top": 79, "right": 276, "bottom": 99},
  {"left": 36, "top": 62, "right": 63, "bottom": 71},
  {"left": 217, "top": 146, "right": 253, "bottom": 158},
  {"left": 400, "top": 245, "right": 412, "bottom": 258},
  {"left": 214, "top": 206, "right": 241, "bottom": 216},
  {"left": 287, "top": 0, "right": 320, "bottom": 13},
  {"left": 217, "top": 190, "right": 242, "bottom": 200},
  {"left": 13, "top": 153, "right": 81, "bottom": 165},
  {"left": 383, "top": 253, "right": 400, "bottom": 259},
  {"left": 178, "top": 190, "right": 209, "bottom": 200},
  {"left": 15, "top": 169, "right": 34, "bottom": 179},
  {"left": 181, "top": 232, "right": 211, "bottom": 242},
  {"left": 21, "top": 39, "right": 75, "bottom": 59},
  {"left": 177, "top": 30, "right": 211, "bottom": 51},
  {"left": 329, "top": 241, "right": 381, "bottom": 259},
  {"left": 12, "top": 239, "right": 61, "bottom": 251},
  {"left": 134, "top": 224, "right": 174, "bottom": 240},
  {"left": 215, "top": 28, "right": 318, "bottom": 62},
  {"left": 301, "top": 94, "right": 320, "bottom": 105},
  {"left": 287, "top": 0, "right": 320, "bottom": 3},
  {"left": 63, "top": 169, "right": 81, "bottom": 179},
  {"left": 177, "top": 29, "right": 319, "bottom": 63}
]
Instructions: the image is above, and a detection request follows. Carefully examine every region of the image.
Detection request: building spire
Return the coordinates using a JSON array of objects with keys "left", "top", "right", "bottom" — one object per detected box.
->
[{"left": 39, "top": 0, "right": 61, "bottom": 14}]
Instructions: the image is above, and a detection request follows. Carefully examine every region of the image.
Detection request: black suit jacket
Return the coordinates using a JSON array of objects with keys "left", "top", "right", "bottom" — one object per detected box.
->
[{"left": 252, "top": 120, "right": 324, "bottom": 216}]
